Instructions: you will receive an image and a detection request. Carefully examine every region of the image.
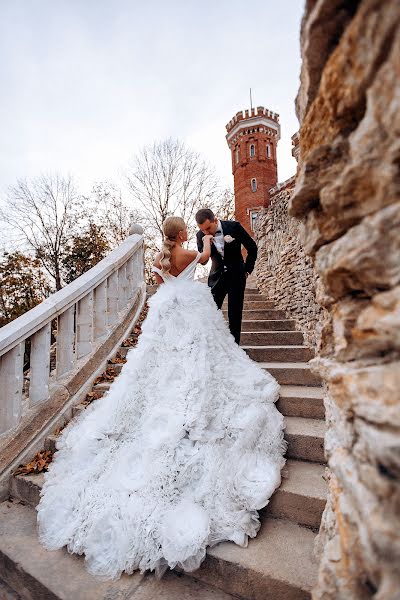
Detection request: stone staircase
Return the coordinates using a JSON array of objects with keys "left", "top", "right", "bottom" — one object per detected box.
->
[{"left": 0, "top": 284, "right": 326, "bottom": 600}]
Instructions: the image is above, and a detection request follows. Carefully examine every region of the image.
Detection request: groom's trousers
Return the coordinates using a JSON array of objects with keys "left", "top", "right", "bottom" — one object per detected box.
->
[{"left": 211, "top": 269, "right": 246, "bottom": 345}]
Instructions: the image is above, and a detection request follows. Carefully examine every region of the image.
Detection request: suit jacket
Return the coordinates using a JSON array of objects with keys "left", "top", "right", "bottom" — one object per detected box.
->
[{"left": 196, "top": 220, "right": 258, "bottom": 289}]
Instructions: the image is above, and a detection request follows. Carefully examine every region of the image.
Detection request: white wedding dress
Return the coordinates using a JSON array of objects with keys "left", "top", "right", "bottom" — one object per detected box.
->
[{"left": 36, "top": 251, "right": 287, "bottom": 581}]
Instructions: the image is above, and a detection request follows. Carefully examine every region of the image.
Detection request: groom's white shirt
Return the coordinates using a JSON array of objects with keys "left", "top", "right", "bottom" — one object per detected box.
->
[{"left": 213, "top": 219, "right": 225, "bottom": 257}]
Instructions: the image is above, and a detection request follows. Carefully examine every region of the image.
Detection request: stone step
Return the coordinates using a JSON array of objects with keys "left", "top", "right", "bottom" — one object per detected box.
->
[
  {"left": 224, "top": 309, "right": 287, "bottom": 320},
  {"left": 241, "top": 319, "right": 297, "bottom": 331},
  {"left": 277, "top": 385, "right": 325, "bottom": 419},
  {"left": 242, "top": 345, "right": 314, "bottom": 363},
  {"left": 0, "top": 577, "right": 20, "bottom": 600},
  {"left": 43, "top": 434, "right": 58, "bottom": 453},
  {"left": 118, "top": 346, "right": 131, "bottom": 358},
  {"left": 10, "top": 458, "right": 325, "bottom": 531},
  {"left": 46, "top": 414, "right": 325, "bottom": 465},
  {"left": 244, "top": 293, "right": 268, "bottom": 300},
  {"left": 285, "top": 417, "right": 326, "bottom": 463},
  {"left": 188, "top": 517, "right": 317, "bottom": 599},
  {"left": 260, "top": 362, "right": 322, "bottom": 386},
  {"left": 93, "top": 383, "right": 111, "bottom": 396},
  {"left": 107, "top": 362, "right": 123, "bottom": 373},
  {"left": 245, "top": 285, "right": 258, "bottom": 292},
  {"left": 223, "top": 300, "right": 275, "bottom": 310},
  {"left": 109, "top": 360, "right": 323, "bottom": 385},
  {"left": 240, "top": 331, "right": 304, "bottom": 346},
  {"left": 0, "top": 501, "right": 235, "bottom": 600},
  {"left": 72, "top": 403, "right": 86, "bottom": 418},
  {"left": 264, "top": 460, "right": 326, "bottom": 529}
]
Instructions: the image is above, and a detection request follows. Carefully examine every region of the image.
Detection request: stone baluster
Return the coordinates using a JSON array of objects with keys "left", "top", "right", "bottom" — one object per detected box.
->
[
  {"left": 134, "top": 244, "right": 144, "bottom": 285},
  {"left": 139, "top": 243, "right": 145, "bottom": 283},
  {"left": 118, "top": 264, "right": 127, "bottom": 311},
  {"left": 0, "top": 343, "right": 24, "bottom": 434},
  {"left": 128, "top": 224, "right": 144, "bottom": 287},
  {"left": 76, "top": 292, "right": 93, "bottom": 359},
  {"left": 56, "top": 306, "right": 75, "bottom": 377},
  {"left": 93, "top": 280, "right": 107, "bottom": 340},
  {"left": 126, "top": 254, "right": 135, "bottom": 299},
  {"left": 30, "top": 323, "right": 51, "bottom": 405},
  {"left": 107, "top": 271, "right": 118, "bottom": 326}
]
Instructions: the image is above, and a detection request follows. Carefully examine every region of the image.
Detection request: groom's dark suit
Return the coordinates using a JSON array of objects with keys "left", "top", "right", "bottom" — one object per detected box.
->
[{"left": 197, "top": 220, "right": 258, "bottom": 344}]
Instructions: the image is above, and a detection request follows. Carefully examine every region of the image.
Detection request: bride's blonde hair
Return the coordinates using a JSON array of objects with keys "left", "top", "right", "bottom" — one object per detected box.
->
[{"left": 160, "top": 216, "right": 186, "bottom": 273}]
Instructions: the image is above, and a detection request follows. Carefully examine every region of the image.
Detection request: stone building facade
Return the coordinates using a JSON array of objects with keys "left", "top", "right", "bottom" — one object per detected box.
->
[
  {"left": 225, "top": 107, "right": 280, "bottom": 235},
  {"left": 254, "top": 1, "right": 400, "bottom": 597}
]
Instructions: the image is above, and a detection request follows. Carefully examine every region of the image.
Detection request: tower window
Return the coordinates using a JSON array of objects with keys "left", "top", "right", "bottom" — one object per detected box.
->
[
  {"left": 249, "top": 144, "right": 255, "bottom": 158},
  {"left": 251, "top": 178, "right": 257, "bottom": 192},
  {"left": 266, "top": 144, "right": 271, "bottom": 158},
  {"left": 250, "top": 210, "right": 259, "bottom": 231},
  {"left": 235, "top": 146, "right": 240, "bottom": 164}
]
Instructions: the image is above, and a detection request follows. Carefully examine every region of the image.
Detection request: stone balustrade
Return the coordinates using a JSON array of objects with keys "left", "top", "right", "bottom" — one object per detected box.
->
[
  {"left": 0, "top": 225, "right": 146, "bottom": 496},
  {"left": 0, "top": 225, "right": 145, "bottom": 436}
]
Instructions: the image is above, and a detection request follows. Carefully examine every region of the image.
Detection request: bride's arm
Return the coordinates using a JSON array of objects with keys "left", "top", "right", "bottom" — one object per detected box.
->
[{"left": 153, "top": 253, "right": 164, "bottom": 285}]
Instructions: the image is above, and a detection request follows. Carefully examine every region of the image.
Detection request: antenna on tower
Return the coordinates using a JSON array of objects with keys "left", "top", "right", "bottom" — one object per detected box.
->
[{"left": 250, "top": 88, "right": 253, "bottom": 111}]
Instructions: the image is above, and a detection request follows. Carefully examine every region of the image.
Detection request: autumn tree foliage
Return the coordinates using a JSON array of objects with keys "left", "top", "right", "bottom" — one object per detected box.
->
[
  {"left": 0, "top": 251, "right": 51, "bottom": 326},
  {"left": 61, "top": 222, "right": 111, "bottom": 284}
]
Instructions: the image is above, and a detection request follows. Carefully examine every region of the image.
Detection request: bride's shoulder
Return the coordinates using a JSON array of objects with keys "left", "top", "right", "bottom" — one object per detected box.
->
[{"left": 185, "top": 249, "right": 199, "bottom": 259}]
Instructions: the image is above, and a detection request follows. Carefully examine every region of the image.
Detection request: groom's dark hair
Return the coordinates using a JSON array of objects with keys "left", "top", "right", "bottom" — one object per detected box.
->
[{"left": 195, "top": 208, "right": 215, "bottom": 224}]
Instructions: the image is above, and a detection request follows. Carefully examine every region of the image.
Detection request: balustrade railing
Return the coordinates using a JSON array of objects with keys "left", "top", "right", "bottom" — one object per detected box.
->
[{"left": 0, "top": 224, "right": 145, "bottom": 437}]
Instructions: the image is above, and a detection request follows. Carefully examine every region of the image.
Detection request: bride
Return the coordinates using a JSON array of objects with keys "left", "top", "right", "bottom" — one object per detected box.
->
[{"left": 36, "top": 216, "right": 287, "bottom": 581}]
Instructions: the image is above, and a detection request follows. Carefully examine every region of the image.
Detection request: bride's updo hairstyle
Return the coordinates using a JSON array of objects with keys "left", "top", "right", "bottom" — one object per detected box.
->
[{"left": 160, "top": 216, "right": 186, "bottom": 273}]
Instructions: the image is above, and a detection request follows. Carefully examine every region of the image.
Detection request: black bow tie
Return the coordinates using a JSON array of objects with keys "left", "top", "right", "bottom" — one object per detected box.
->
[{"left": 214, "top": 230, "right": 222, "bottom": 235}]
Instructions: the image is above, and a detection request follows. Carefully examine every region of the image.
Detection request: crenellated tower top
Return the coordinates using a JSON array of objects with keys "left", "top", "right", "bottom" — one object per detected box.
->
[{"left": 226, "top": 106, "right": 280, "bottom": 138}]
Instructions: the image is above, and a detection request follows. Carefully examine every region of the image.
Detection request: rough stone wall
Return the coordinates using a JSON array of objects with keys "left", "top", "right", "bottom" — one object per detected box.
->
[
  {"left": 290, "top": 1, "right": 400, "bottom": 598},
  {"left": 254, "top": 181, "right": 326, "bottom": 349}
]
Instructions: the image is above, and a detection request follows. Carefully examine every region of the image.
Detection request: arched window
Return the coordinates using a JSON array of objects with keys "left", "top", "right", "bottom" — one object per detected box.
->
[
  {"left": 266, "top": 144, "right": 271, "bottom": 158},
  {"left": 235, "top": 146, "right": 240, "bottom": 164},
  {"left": 249, "top": 144, "right": 255, "bottom": 158},
  {"left": 250, "top": 210, "right": 259, "bottom": 231},
  {"left": 251, "top": 178, "right": 257, "bottom": 192}
]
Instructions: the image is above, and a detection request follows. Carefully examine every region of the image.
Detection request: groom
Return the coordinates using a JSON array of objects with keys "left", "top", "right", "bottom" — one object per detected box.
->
[{"left": 196, "top": 208, "right": 258, "bottom": 345}]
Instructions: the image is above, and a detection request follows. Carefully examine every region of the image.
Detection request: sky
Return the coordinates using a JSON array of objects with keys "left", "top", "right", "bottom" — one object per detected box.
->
[{"left": 0, "top": 0, "right": 304, "bottom": 201}]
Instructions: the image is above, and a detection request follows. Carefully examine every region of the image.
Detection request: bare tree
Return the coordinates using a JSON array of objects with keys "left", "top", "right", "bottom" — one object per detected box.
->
[
  {"left": 210, "top": 188, "right": 235, "bottom": 221},
  {"left": 0, "top": 173, "right": 84, "bottom": 290},
  {"left": 125, "top": 138, "right": 220, "bottom": 245},
  {"left": 88, "top": 181, "right": 144, "bottom": 248}
]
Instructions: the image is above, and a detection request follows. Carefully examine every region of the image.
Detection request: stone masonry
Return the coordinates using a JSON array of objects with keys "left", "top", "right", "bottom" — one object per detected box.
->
[
  {"left": 254, "top": 178, "right": 327, "bottom": 350},
  {"left": 254, "top": 1, "right": 399, "bottom": 597},
  {"left": 290, "top": 1, "right": 400, "bottom": 598}
]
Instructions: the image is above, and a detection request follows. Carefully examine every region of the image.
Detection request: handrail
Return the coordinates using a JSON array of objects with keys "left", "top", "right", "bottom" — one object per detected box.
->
[{"left": 0, "top": 233, "right": 143, "bottom": 356}]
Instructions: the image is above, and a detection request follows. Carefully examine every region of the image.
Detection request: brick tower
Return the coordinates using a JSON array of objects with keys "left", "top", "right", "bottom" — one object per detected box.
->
[{"left": 225, "top": 106, "right": 281, "bottom": 235}]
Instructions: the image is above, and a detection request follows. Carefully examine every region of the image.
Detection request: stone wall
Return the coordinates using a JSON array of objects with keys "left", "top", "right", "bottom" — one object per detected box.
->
[
  {"left": 254, "top": 180, "right": 326, "bottom": 349},
  {"left": 290, "top": 1, "right": 400, "bottom": 598}
]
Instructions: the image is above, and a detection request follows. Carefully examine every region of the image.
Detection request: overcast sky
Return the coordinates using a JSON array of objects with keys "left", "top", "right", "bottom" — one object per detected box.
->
[{"left": 0, "top": 0, "right": 304, "bottom": 200}]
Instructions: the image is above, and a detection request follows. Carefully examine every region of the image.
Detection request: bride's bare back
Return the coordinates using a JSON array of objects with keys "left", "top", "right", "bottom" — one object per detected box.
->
[
  {"left": 154, "top": 247, "right": 198, "bottom": 278},
  {"left": 153, "top": 236, "right": 212, "bottom": 284}
]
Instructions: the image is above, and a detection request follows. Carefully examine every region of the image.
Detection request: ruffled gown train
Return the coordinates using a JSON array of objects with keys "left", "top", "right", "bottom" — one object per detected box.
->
[{"left": 36, "top": 252, "right": 287, "bottom": 580}]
